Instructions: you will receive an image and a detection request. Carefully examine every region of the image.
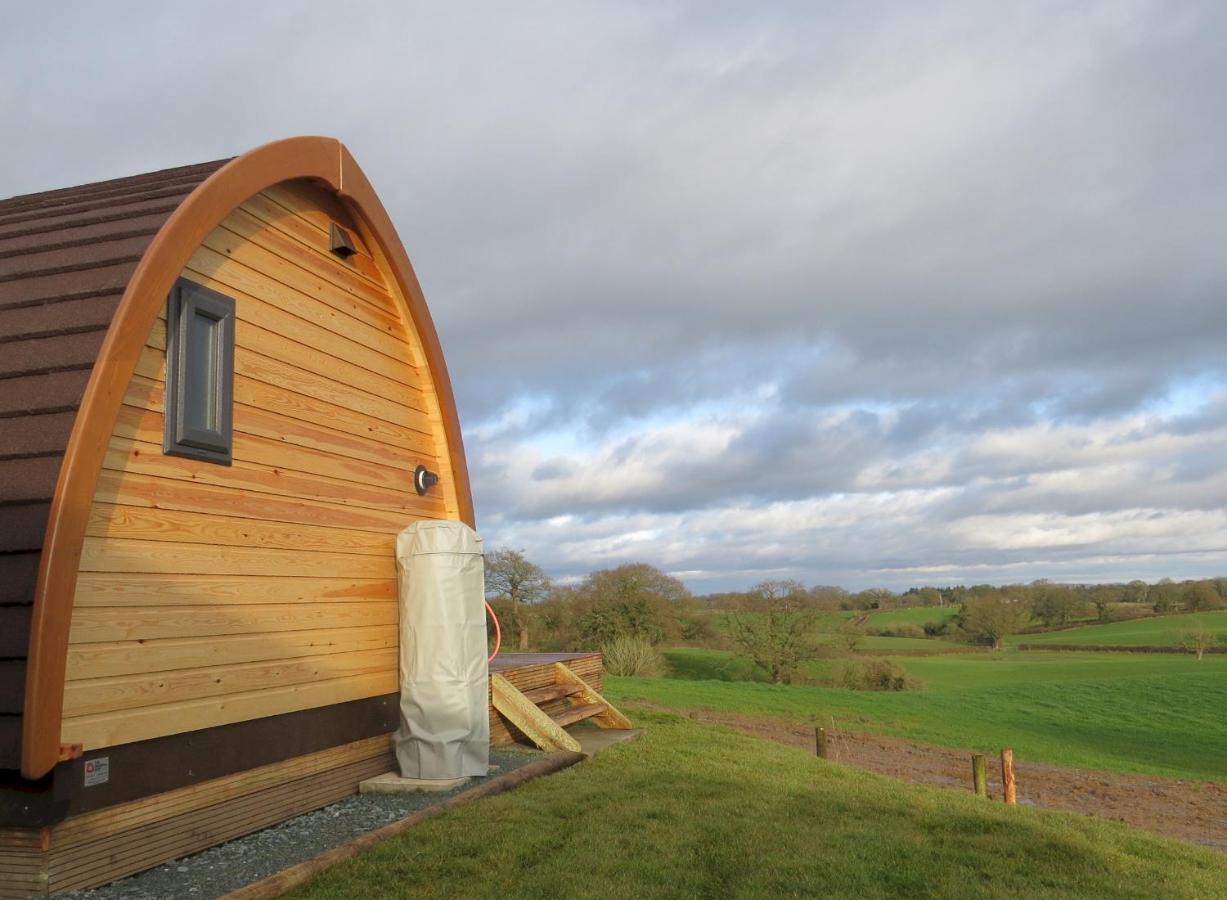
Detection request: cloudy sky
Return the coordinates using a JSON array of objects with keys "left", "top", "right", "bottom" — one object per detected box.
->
[{"left": 5, "top": 2, "right": 1227, "bottom": 591}]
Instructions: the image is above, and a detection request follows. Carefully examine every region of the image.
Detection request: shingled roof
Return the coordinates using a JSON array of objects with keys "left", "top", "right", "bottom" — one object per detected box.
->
[{"left": 0, "top": 159, "right": 229, "bottom": 769}]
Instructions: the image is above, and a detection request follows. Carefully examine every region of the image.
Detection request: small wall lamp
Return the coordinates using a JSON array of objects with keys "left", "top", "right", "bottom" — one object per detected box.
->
[
  {"left": 329, "top": 222, "right": 358, "bottom": 259},
  {"left": 414, "top": 464, "right": 439, "bottom": 495}
]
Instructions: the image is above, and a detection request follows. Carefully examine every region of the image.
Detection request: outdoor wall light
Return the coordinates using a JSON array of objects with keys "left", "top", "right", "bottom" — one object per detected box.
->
[
  {"left": 415, "top": 464, "right": 439, "bottom": 495},
  {"left": 329, "top": 222, "right": 358, "bottom": 259}
]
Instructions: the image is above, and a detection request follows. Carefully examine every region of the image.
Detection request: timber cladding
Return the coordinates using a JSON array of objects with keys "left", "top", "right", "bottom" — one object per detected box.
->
[
  {"left": 0, "top": 160, "right": 228, "bottom": 777},
  {"left": 0, "top": 138, "right": 474, "bottom": 818},
  {"left": 0, "top": 656, "right": 607, "bottom": 896},
  {"left": 62, "top": 180, "right": 451, "bottom": 752}
]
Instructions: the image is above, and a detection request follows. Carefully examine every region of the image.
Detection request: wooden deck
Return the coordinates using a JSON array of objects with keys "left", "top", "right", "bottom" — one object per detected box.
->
[{"left": 0, "top": 652, "right": 605, "bottom": 897}]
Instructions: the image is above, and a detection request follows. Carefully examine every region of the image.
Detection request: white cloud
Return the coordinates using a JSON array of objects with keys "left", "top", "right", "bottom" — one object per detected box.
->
[{"left": 6, "top": 1, "right": 1227, "bottom": 589}]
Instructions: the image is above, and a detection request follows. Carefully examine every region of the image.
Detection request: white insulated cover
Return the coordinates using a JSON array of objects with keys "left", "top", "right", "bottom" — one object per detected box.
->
[{"left": 392, "top": 520, "right": 490, "bottom": 779}]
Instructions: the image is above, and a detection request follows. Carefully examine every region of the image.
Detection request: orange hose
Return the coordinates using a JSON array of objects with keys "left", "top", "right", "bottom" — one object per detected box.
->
[{"left": 485, "top": 601, "right": 501, "bottom": 662}]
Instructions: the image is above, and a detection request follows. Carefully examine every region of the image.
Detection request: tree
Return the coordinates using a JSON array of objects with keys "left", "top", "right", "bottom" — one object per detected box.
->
[
  {"left": 485, "top": 548, "right": 551, "bottom": 651},
  {"left": 1181, "top": 630, "right": 1219, "bottom": 660},
  {"left": 569, "top": 563, "right": 689, "bottom": 648},
  {"left": 1183, "top": 581, "right": 1220, "bottom": 613},
  {"left": 1030, "top": 581, "right": 1080, "bottom": 628},
  {"left": 726, "top": 580, "right": 818, "bottom": 684},
  {"left": 852, "top": 588, "right": 894, "bottom": 610},
  {"left": 1088, "top": 585, "right": 1120, "bottom": 622},
  {"left": 957, "top": 595, "right": 1030, "bottom": 650},
  {"left": 1151, "top": 578, "right": 1179, "bottom": 613}
]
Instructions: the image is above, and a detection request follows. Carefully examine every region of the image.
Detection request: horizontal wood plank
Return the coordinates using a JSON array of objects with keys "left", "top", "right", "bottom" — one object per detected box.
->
[
  {"left": 94, "top": 469, "right": 420, "bottom": 534},
  {"left": 68, "top": 598, "right": 397, "bottom": 643},
  {"left": 51, "top": 735, "right": 391, "bottom": 846},
  {"left": 123, "top": 370, "right": 438, "bottom": 463},
  {"left": 143, "top": 320, "right": 428, "bottom": 422},
  {"left": 63, "top": 648, "right": 398, "bottom": 717},
  {"left": 73, "top": 572, "right": 393, "bottom": 609},
  {"left": 149, "top": 301, "right": 425, "bottom": 408},
  {"left": 85, "top": 503, "right": 397, "bottom": 556},
  {"left": 251, "top": 185, "right": 383, "bottom": 284},
  {"left": 61, "top": 670, "right": 397, "bottom": 750},
  {"left": 186, "top": 244, "right": 410, "bottom": 366},
  {"left": 78, "top": 537, "right": 393, "bottom": 580},
  {"left": 223, "top": 204, "right": 392, "bottom": 317},
  {"left": 103, "top": 434, "right": 446, "bottom": 517},
  {"left": 182, "top": 260, "right": 418, "bottom": 388},
  {"left": 65, "top": 625, "right": 399, "bottom": 680}
]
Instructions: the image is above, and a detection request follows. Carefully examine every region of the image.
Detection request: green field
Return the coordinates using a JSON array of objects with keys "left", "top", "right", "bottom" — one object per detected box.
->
[
  {"left": 711, "top": 608, "right": 856, "bottom": 634},
  {"left": 866, "top": 606, "right": 959, "bottom": 628},
  {"left": 859, "top": 634, "right": 964, "bottom": 651},
  {"left": 1011, "top": 610, "right": 1227, "bottom": 647},
  {"left": 663, "top": 643, "right": 959, "bottom": 689},
  {"left": 291, "top": 711, "right": 1227, "bottom": 899},
  {"left": 664, "top": 647, "right": 782, "bottom": 682},
  {"left": 610, "top": 651, "right": 1227, "bottom": 780}
]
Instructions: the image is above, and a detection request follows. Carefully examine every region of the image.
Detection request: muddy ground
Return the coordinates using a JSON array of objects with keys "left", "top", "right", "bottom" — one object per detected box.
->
[{"left": 685, "top": 710, "right": 1227, "bottom": 852}]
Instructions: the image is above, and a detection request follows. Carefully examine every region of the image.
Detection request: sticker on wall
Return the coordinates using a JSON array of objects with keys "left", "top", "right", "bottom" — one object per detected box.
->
[{"left": 84, "top": 757, "right": 110, "bottom": 787}]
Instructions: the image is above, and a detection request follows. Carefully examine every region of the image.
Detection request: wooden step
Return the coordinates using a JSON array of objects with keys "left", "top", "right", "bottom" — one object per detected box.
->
[
  {"left": 551, "top": 703, "right": 607, "bottom": 728},
  {"left": 522, "top": 682, "right": 585, "bottom": 705},
  {"left": 489, "top": 673, "right": 581, "bottom": 753}
]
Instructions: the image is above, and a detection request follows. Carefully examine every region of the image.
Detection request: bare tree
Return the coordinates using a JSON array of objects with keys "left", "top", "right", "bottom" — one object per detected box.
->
[
  {"left": 485, "top": 548, "right": 551, "bottom": 651},
  {"left": 1181, "top": 630, "right": 1219, "bottom": 660},
  {"left": 727, "top": 580, "right": 818, "bottom": 684}
]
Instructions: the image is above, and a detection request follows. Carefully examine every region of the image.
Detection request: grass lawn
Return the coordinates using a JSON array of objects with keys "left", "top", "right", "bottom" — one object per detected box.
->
[
  {"left": 664, "top": 647, "right": 778, "bottom": 682},
  {"left": 859, "top": 634, "right": 964, "bottom": 651},
  {"left": 609, "top": 652, "right": 1227, "bottom": 781},
  {"left": 711, "top": 608, "right": 856, "bottom": 635},
  {"left": 290, "top": 711, "right": 1227, "bottom": 899},
  {"left": 1011, "top": 610, "right": 1227, "bottom": 647}
]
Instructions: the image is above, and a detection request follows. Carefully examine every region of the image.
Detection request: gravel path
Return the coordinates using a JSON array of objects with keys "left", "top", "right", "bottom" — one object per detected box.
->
[{"left": 57, "top": 748, "right": 543, "bottom": 900}]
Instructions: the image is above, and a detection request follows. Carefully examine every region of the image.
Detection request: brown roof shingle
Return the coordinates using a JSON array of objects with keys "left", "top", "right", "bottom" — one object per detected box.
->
[{"left": 0, "top": 158, "right": 228, "bottom": 768}]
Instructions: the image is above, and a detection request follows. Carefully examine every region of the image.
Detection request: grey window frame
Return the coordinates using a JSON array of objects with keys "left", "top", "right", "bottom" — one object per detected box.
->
[{"left": 163, "top": 278, "right": 235, "bottom": 465}]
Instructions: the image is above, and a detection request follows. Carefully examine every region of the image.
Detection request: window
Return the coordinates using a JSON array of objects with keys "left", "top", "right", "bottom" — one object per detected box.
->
[{"left": 164, "top": 278, "right": 235, "bottom": 464}]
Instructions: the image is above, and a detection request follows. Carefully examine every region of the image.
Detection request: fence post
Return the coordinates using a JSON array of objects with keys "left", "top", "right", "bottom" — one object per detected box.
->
[
  {"left": 972, "top": 754, "right": 987, "bottom": 798},
  {"left": 815, "top": 726, "right": 828, "bottom": 759},
  {"left": 1001, "top": 749, "right": 1017, "bottom": 805}
]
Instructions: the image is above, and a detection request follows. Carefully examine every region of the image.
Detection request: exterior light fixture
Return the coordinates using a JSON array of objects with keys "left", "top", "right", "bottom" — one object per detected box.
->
[
  {"left": 329, "top": 222, "right": 357, "bottom": 259},
  {"left": 414, "top": 464, "right": 439, "bottom": 495}
]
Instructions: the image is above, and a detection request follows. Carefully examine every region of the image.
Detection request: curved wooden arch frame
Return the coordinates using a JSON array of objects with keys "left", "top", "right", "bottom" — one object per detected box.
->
[{"left": 22, "top": 137, "right": 474, "bottom": 778}]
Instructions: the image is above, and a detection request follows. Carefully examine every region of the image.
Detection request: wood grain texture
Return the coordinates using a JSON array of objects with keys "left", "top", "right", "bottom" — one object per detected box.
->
[
  {"left": 63, "top": 648, "right": 399, "bottom": 717},
  {"left": 61, "top": 670, "right": 398, "bottom": 749},
  {"left": 553, "top": 662, "right": 633, "bottom": 729},
  {"left": 489, "top": 653, "right": 603, "bottom": 746},
  {"left": 73, "top": 573, "right": 394, "bottom": 608},
  {"left": 27, "top": 137, "right": 472, "bottom": 780},
  {"left": 85, "top": 503, "right": 398, "bottom": 556},
  {"left": 94, "top": 469, "right": 421, "bottom": 534},
  {"left": 68, "top": 599, "right": 398, "bottom": 643},
  {"left": 66, "top": 626, "right": 399, "bottom": 680},
  {"left": 56, "top": 173, "right": 460, "bottom": 756},
  {"left": 489, "top": 674, "right": 580, "bottom": 754}
]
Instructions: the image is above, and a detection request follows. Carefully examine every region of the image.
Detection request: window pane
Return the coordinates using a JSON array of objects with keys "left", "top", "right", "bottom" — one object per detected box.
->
[{"left": 184, "top": 311, "right": 218, "bottom": 431}]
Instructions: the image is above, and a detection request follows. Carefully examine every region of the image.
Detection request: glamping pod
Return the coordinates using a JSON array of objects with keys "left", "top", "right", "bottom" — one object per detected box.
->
[{"left": 0, "top": 137, "right": 616, "bottom": 895}]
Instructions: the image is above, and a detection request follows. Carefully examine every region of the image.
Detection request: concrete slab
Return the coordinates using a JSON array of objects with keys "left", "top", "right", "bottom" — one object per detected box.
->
[
  {"left": 570, "top": 727, "right": 645, "bottom": 757},
  {"left": 359, "top": 772, "right": 471, "bottom": 794}
]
